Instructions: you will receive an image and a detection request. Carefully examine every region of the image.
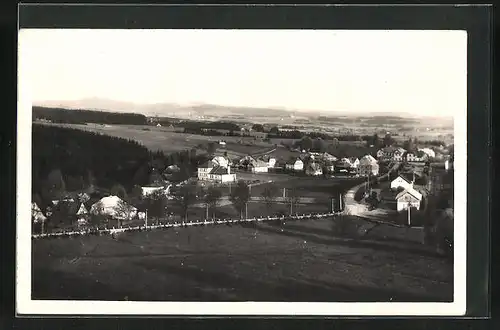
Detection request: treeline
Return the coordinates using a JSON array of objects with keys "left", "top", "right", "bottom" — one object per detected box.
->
[
  {"left": 33, "top": 106, "right": 148, "bottom": 125},
  {"left": 176, "top": 120, "right": 241, "bottom": 132},
  {"left": 32, "top": 124, "right": 152, "bottom": 198},
  {"left": 32, "top": 124, "right": 211, "bottom": 206}
]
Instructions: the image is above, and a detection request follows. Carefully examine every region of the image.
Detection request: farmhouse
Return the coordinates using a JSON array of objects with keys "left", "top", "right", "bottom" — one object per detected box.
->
[
  {"left": 90, "top": 195, "right": 138, "bottom": 220},
  {"left": 305, "top": 162, "right": 323, "bottom": 176},
  {"left": 419, "top": 148, "right": 436, "bottom": 159},
  {"left": 285, "top": 158, "right": 304, "bottom": 172},
  {"left": 348, "top": 157, "right": 360, "bottom": 168},
  {"left": 197, "top": 161, "right": 236, "bottom": 183},
  {"left": 390, "top": 173, "right": 415, "bottom": 191},
  {"left": 212, "top": 156, "right": 230, "bottom": 168},
  {"left": 358, "top": 155, "right": 379, "bottom": 176},
  {"left": 76, "top": 203, "right": 89, "bottom": 225},
  {"left": 395, "top": 188, "right": 423, "bottom": 212},
  {"left": 248, "top": 159, "right": 269, "bottom": 173},
  {"left": 405, "top": 150, "right": 429, "bottom": 163},
  {"left": 259, "top": 154, "right": 277, "bottom": 168},
  {"left": 377, "top": 147, "right": 406, "bottom": 162},
  {"left": 141, "top": 185, "right": 171, "bottom": 197}
]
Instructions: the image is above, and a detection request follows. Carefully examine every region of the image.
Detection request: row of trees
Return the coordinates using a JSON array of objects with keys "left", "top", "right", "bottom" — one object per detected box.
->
[
  {"left": 134, "top": 181, "right": 306, "bottom": 224},
  {"left": 33, "top": 106, "right": 148, "bottom": 125}
]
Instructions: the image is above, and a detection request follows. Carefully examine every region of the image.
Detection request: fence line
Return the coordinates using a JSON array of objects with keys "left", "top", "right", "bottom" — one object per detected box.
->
[{"left": 32, "top": 211, "right": 341, "bottom": 239}]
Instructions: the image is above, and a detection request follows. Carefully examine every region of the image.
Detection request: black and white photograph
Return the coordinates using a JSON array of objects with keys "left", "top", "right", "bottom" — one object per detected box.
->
[{"left": 17, "top": 28, "right": 466, "bottom": 316}]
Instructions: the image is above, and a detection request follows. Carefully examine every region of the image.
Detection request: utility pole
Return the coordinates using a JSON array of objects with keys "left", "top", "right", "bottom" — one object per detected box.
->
[
  {"left": 407, "top": 202, "right": 411, "bottom": 226},
  {"left": 206, "top": 204, "right": 209, "bottom": 219},
  {"left": 245, "top": 202, "right": 248, "bottom": 219},
  {"left": 339, "top": 192, "right": 343, "bottom": 211},
  {"left": 145, "top": 209, "right": 148, "bottom": 228},
  {"left": 331, "top": 198, "right": 334, "bottom": 213}
]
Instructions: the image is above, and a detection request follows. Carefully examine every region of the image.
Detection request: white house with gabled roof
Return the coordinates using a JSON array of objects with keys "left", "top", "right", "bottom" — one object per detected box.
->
[
  {"left": 390, "top": 173, "right": 415, "bottom": 191},
  {"left": 395, "top": 188, "right": 423, "bottom": 211}
]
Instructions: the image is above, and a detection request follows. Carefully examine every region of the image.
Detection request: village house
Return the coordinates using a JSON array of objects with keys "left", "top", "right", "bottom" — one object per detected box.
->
[
  {"left": 90, "top": 195, "right": 138, "bottom": 221},
  {"left": 141, "top": 184, "right": 172, "bottom": 197},
  {"left": 248, "top": 159, "right": 269, "bottom": 173},
  {"left": 377, "top": 147, "right": 407, "bottom": 162},
  {"left": 305, "top": 162, "right": 323, "bottom": 176},
  {"left": 418, "top": 148, "right": 436, "bottom": 159},
  {"left": 395, "top": 187, "right": 423, "bottom": 212},
  {"left": 405, "top": 150, "right": 429, "bottom": 163},
  {"left": 285, "top": 158, "right": 304, "bottom": 172},
  {"left": 349, "top": 157, "right": 360, "bottom": 168},
  {"left": 259, "top": 154, "right": 277, "bottom": 168},
  {"left": 212, "top": 155, "right": 231, "bottom": 168},
  {"left": 76, "top": 203, "right": 90, "bottom": 225},
  {"left": 323, "top": 161, "right": 335, "bottom": 174},
  {"left": 390, "top": 173, "right": 415, "bottom": 191},
  {"left": 197, "top": 161, "right": 237, "bottom": 183},
  {"left": 357, "top": 155, "right": 379, "bottom": 176}
]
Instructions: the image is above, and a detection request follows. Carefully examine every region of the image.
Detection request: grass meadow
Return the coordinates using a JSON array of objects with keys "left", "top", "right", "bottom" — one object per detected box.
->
[{"left": 32, "top": 217, "right": 453, "bottom": 302}]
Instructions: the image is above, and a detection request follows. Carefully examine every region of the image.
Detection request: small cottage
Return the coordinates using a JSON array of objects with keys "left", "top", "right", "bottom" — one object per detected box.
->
[
  {"left": 249, "top": 159, "right": 269, "bottom": 173},
  {"left": 395, "top": 188, "right": 423, "bottom": 212},
  {"left": 390, "top": 173, "right": 415, "bottom": 191},
  {"left": 358, "top": 155, "right": 379, "bottom": 176},
  {"left": 285, "top": 158, "right": 304, "bottom": 172},
  {"left": 305, "top": 162, "right": 323, "bottom": 176}
]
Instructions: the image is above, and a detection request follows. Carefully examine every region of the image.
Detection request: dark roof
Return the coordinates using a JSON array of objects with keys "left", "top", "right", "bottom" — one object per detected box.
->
[
  {"left": 53, "top": 200, "right": 81, "bottom": 216},
  {"left": 398, "top": 172, "right": 414, "bottom": 183},
  {"left": 199, "top": 161, "right": 214, "bottom": 168},
  {"left": 209, "top": 165, "right": 230, "bottom": 175}
]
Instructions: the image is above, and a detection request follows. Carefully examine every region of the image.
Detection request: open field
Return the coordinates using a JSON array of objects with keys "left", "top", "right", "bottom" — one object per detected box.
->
[
  {"left": 37, "top": 123, "right": 275, "bottom": 155},
  {"left": 32, "top": 217, "right": 453, "bottom": 302}
]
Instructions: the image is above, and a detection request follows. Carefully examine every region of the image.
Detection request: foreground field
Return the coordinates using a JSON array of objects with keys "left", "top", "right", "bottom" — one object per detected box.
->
[{"left": 32, "top": 218, "right": 453, "bottom": 302}]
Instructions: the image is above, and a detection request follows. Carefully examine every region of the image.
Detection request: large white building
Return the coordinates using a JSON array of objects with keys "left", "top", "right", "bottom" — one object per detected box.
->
[{"left": 197, "top": 161, "right": 236, "bottom": 183}]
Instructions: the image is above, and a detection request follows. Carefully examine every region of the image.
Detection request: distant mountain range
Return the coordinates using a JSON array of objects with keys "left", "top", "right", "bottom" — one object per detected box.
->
[{"left": 33, "top": 98, "right": 453, "bottom": 123}]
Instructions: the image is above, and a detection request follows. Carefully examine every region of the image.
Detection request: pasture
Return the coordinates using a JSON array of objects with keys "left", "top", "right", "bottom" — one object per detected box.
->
[
  {"left": 32, "top": 218, "right": 453, "bottom": 302},
  {"left": 40, "top": 123, "right": 275, "bottom": 156}
]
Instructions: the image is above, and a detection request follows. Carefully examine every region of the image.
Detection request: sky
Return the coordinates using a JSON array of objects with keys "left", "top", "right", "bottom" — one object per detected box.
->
[{"left": 19, "top": 29, "right": 467, "bottom": 117}]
